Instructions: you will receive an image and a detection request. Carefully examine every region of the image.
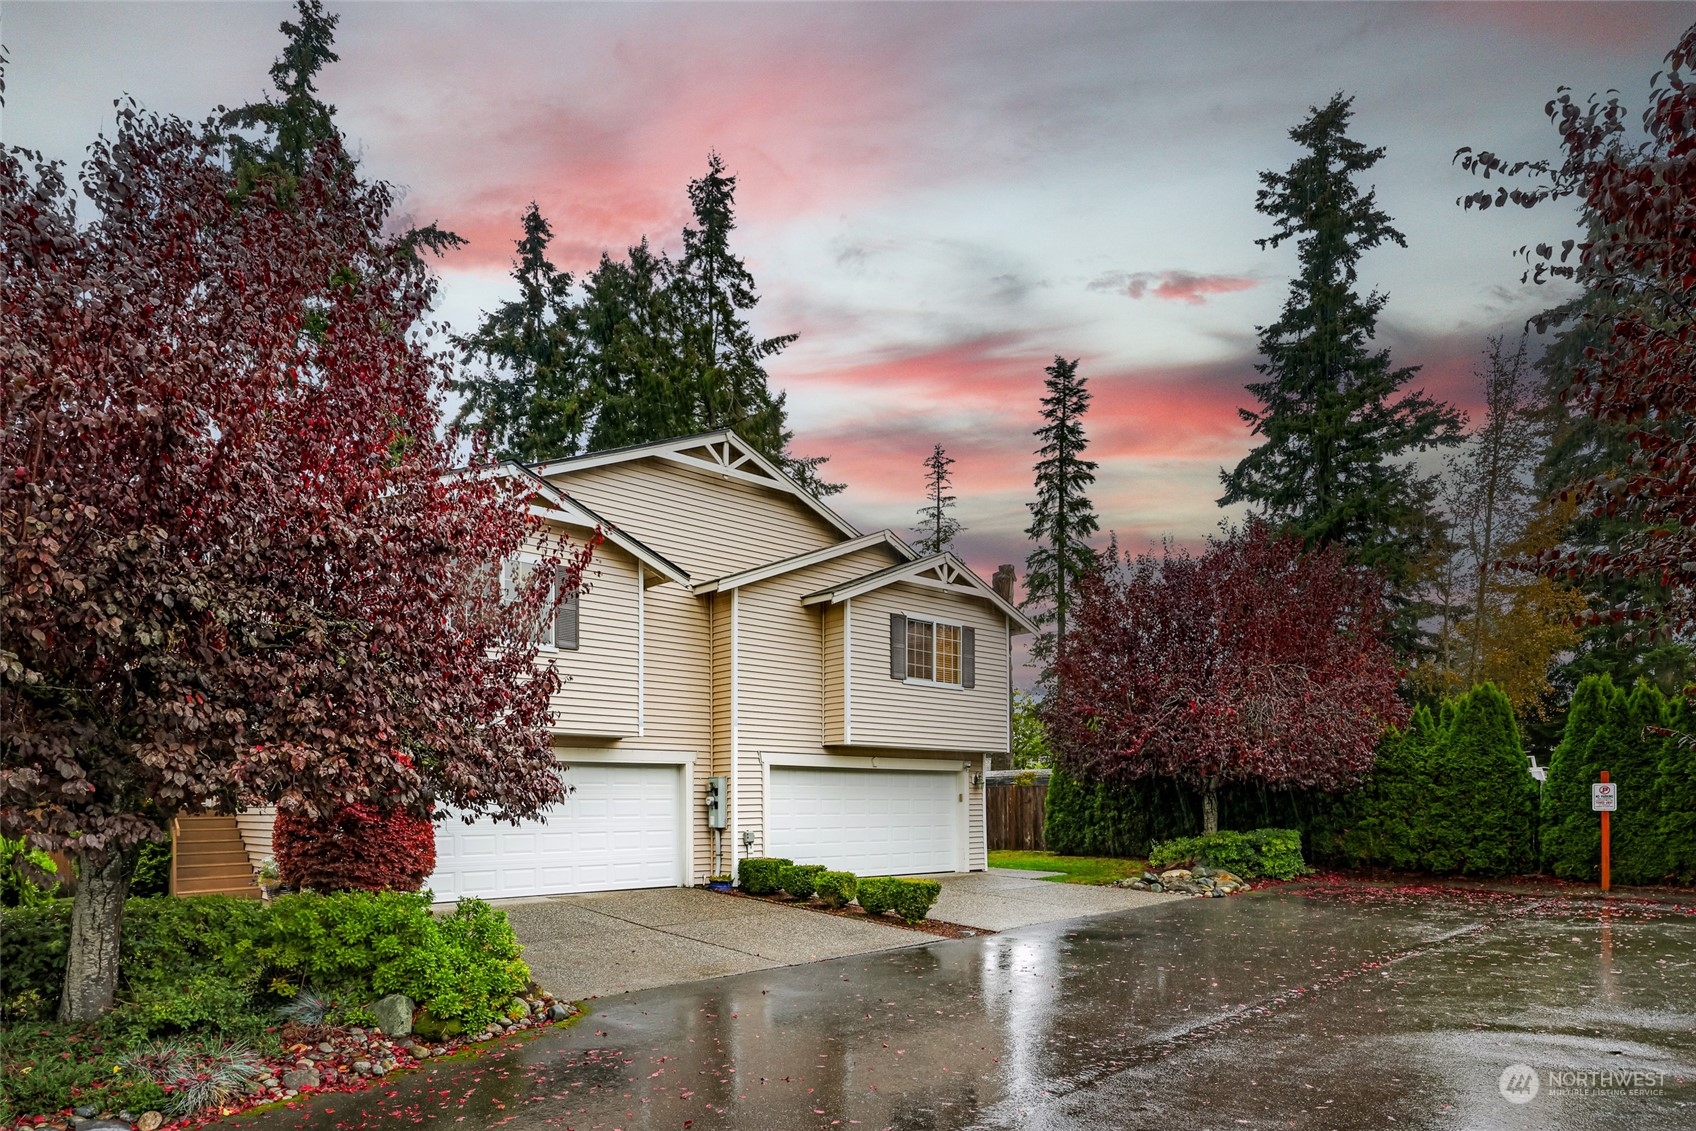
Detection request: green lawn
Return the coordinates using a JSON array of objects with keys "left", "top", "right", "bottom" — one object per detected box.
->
[{"left": 988, "top": 850, "right": 1145, "bottom": 885}]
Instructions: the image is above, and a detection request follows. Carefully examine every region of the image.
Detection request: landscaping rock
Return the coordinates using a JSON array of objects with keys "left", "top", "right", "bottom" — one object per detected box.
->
[
  {"left": 117, "top": 1114, "right": 133, "bottom": 1124},
  {"left": 74, "top": 1120, "right": 131, "bottom": 1131},
  {"left": 259, "top": 1078, "right": 280, "bottom": 1090},
  {"left": 73, "top": 1110, "right": 97, "bottom": 1121},
  {"left": 136, "top": 1114, "right": 163, "bottom": 1131},
  {"left": 548, "top": 1003, "right": 570, "bottom": 1021},
  {"left": 317, "top": 1041, "right": 335, "bottom": 1053},
  {"left": 372, "top": 993, "right": 415, "bottom": 1037},
  {"left": 353, "top": 1060, "right": 373, "bottom": 1074},
  {"left": 370, "top": 1063, "right": 387, "bottom": 1077},
  {"left": 507, "top": 996, "right": 530, "bottom": 1019},
  {"left": 280, "top": 1068, "right": 320, "bottom": 1091}
]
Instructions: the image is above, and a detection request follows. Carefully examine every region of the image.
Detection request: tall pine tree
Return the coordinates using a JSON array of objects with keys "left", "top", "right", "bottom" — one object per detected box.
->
[
  {"left": 675, "top": 152, "right": 839, "bottom": 495},
  {"left": 1220, "top": 94, "right": 1463, "bottom": 649},
  {"left": 912, "top": 443, "right": 963, "bottom": 556},
  {"left": 452, "top": 205, "right": 584, "bottom": 462},
  {"left": 1024, "top": 356, "right": 1099, "bottom": 672}
]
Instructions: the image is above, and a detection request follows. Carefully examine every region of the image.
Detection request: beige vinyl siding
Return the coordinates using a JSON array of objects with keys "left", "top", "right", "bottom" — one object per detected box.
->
[
  {"left": 821, "top": 604, "right": 846, "bottom": 745},
  {"left": 967, "top": 752, "right": 986, "bottom": 870},
  {"left": 846, "top": 582, "right": 1012, "bottom": 753},
  {"left": 542, "top": 537, "right": 639, "bottom": 738},
  {"left": 730, "top": 547, "right": 901, "bottom": 857},
  {"left": 234, "top": 807, "right": 277, "bottom": 871},
  {"left": 547, "top": 457, "right": 843, "bottom": 579}
]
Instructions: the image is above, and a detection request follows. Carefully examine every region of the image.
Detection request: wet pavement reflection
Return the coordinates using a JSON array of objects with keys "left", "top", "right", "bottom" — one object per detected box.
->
[{"left": 233, "top": 883, "right": 1696, "bottom": 1131}]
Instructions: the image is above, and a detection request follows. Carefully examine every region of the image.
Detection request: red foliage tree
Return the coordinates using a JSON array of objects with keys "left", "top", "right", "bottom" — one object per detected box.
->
[
  {"left": 1045, "top": 522, "right": 1407, "bottom": 833},
  {"left": 0, "top": 107, "right": 593, "bottom": 1019},
  {"left": 273, "top": 804, "right": 437, "bottom": 894},
  {"left": 1457, "top": 20, "right": 1696, "bottom": 651}
]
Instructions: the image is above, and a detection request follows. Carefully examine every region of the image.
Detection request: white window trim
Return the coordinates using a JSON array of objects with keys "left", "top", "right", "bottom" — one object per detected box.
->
[{"left": 901, "top": 612, "right": 966, "bottom": 689}]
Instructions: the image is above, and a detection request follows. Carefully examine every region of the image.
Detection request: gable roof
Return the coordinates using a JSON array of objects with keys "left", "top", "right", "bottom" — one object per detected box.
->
[
  {"left": 801, "top": 552, "right": 1039, "bottom": 634},
  {"left": 529, "top": 430, "right": 862, "bottom": 543},
  {"left": 505, "top": 464, "right": 693, "bottom": 588},
  {"left": 693, "top": 530, "right": 915, "bottom": 595}
]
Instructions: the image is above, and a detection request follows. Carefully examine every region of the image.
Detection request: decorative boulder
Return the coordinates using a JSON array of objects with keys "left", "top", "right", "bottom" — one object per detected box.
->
[{"left": 372, "top": 993, "right": 415, "bottom": 1037}]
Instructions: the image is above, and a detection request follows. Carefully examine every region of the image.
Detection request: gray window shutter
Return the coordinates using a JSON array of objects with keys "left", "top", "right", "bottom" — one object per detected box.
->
[
  {"left": 962, "top": 626, "right": 976, "bottom": 689},
  {"left": 553, "top": 566, "right": 579, "bottom": 650},
  {"left": 889, "top": 613, "right": 907, "bottom": 679}
]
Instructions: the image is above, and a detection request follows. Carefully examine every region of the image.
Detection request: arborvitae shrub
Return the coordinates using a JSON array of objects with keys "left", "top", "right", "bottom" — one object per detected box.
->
[
  {"left": 1658, "top": 697, "right": 1696, "bottom": 883},
  {"left": 1428, "top": 683, "right": 1536, "bottom": 876},
  {"left": 1606, "top": 681, "right": 1672, "bottom": 885},
  {"left": 1542, "top": 676, "right": 1615, "bottom": 880}
]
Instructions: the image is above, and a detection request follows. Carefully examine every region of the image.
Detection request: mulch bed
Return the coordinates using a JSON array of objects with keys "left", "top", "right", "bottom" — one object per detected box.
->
[{"left": 718, "top": 889, "right": 992, "bottom": 939}]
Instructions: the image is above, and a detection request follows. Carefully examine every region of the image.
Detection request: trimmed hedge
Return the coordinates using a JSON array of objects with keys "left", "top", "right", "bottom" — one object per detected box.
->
[
  {"left": 815, "top": 871, "right": 857, "bottom": 909},
  {"left": 737, "top": 857, "right": 791, "bottom": 896},
  {"left": 853, "top": 877, "right": 941, "bottom": 924},
  {"left": 1543, "top": 675, "right": 1690, "bottom": 884},
  {"left": 855, "top": 877, "right": 895, "bottom": 916},
  {"left": 1305, "top": 684, "right": 1537, "bottom": 877},
  {"left": 1148, "top": 828, "right": 1306, "bottom": 880},
  {"left": 778, "top": 864, "right": 827, "bottom": 900}
]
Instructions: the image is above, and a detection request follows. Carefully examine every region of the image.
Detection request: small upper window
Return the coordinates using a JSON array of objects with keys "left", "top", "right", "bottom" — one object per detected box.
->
[
  {"left": 502, "top": 558, "right": 580, "bottom": 651},
  {"left": 904, "top": 619, "right": 961, "bottom": 686}
]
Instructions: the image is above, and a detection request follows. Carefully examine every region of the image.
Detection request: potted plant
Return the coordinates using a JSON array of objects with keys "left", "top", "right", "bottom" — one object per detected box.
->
[
  {"left": 706, "top": 874, "right": 733, "bottom": 892},
  {"left": 256, "top": 857, "right": 282, "bottom": 900}
]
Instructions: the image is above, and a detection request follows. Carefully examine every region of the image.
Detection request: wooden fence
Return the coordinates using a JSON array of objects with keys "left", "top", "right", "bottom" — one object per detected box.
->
[{"left": 987, "top": 781, "right": 1048, "bottom": 851}]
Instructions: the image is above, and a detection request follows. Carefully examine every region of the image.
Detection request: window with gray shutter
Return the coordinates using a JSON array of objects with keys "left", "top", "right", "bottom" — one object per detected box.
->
[
  {"left": 889, "top": 613, "right": 907, "bottom": 679},
  {"left": 962, "top": 626, "right": 976, "bottom": 689},
  {"left": 553, "top": 565, "right": 579, "bottom": 650}
]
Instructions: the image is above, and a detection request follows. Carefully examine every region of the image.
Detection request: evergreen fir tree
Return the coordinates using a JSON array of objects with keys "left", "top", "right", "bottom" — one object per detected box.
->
[
  {"left": 1426, "top": 684, "right": 1536, "bottom": 876},
  {"left": 912, "top": 443, "right": 963, "bottom": 556},
  {"left": 221, "top": 0, "right": 342, "bottom": 196},
  {"left": 452, "top": 204, "right": 585, "bottom": 462},
  {"left": 579, "top": 240, "right": 696, "bottom": 452},
  {"left": 675, "top": 152, "right": 839, "bottom": 495},
  {"left": 1220, "top": 93, "right": 1464, "bottom": 652},
  {"left": 1023, "top": 355, "right": 1099, "bottom": 671}
]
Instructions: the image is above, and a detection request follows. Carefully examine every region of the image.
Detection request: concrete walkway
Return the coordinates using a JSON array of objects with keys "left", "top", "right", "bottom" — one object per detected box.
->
[{"left": 503, "top": 870, "right": 1177, "bottom": 1001}]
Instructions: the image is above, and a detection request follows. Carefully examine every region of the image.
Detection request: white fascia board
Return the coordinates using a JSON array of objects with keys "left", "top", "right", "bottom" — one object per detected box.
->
[
  {"left": 800, "top": 552, "right": 1040, "bottom": 634},
  {"left": 694, "top": 530, "right": 912, "bottom": 595}
]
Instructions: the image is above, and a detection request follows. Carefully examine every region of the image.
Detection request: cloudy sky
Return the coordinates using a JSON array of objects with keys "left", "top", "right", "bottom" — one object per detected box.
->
[{"left": 4, "top": 2, "right": 1687, "bottom": 584}]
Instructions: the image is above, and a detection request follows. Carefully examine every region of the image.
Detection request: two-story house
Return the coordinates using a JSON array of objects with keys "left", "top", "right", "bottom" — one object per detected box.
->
[{"left": 176, "top": 430, "right": 1033, "bottom": 900}]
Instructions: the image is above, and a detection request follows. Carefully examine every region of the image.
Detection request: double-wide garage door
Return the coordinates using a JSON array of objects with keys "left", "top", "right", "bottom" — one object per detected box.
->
[
  {"left": 427, "top": 762, "right": 681, "bottom": 901},
  {"left": 767, "top": 766, "right": 961, "bottom": 876}
]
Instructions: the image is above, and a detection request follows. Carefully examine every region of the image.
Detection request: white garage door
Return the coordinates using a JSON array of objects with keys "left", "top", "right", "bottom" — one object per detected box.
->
[
  {"left": 428, "top": 762, "right": 682, "bottom": 900},
  {"left": 767, "top": 767, "right": 960, "bottom": 876}
]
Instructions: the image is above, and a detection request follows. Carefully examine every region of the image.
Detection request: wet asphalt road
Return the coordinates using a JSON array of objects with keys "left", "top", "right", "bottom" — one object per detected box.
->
[{"left": 235, "top": 882, "right": 1696, "bottom": 1131}]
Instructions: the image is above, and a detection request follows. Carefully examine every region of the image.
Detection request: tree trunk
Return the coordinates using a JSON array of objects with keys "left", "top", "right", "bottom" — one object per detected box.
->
[
  {"left": 1202, "top": 777, "right": 1220, "bottom": 836},
  {"left": 58, "top": 845, "right": 136, "bottom": 1023}
]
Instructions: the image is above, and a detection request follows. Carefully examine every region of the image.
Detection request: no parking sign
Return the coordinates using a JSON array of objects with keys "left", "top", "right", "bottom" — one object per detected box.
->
[{"left": 1592, "top": 782, "right": 1618, "bottom": 812}]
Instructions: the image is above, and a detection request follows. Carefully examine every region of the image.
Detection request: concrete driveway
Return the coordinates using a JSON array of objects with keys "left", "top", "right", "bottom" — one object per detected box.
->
[{"left": 504, "top": 871, "right": 1176, "bottom": 1001}]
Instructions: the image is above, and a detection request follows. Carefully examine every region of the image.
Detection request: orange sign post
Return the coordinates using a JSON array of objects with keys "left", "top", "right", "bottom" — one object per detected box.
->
[{"left": 1597, "top": 770, "right": 1613, "bottom": 894}]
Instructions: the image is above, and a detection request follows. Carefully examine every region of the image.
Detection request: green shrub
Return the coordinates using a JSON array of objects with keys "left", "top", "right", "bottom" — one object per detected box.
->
[
  {"left": 260, "top": 891, "right": 527, "bottom": 1030},
  {"left": 886, "top": 878, "right": 941, "bottom": 924},
  {"left": 1542, "top": 675, "right": 1614, "bottom": 880},
  {"left": 1044, "top": 766, "right": 1197, "bottom": 857},
  {"left": 122, "top": 895, "right": 271, "bottom": 991},
  {"left": 855, "top": 877, "right": 895, "bottom": 916},
  {"left": 778, "top": 864, "right": 827, "bottom": 899},
  {"left": 0, "top": 900, "right": 71, "bottom": 1021},
  {"left": 1422, "top": 683, "right": 1537, "bottom": 877},
  {"left": 1148, "top": 828, "right": 1307, "bottom": 880},
  {"left": 814, "top": 870, "right": 858, "bottom": 909},
  {"left": 737, "top": 857, "right": 791, "bottom": 896},
  {"left": 0, "top": 835, "right": 61, "bottom": 908}
]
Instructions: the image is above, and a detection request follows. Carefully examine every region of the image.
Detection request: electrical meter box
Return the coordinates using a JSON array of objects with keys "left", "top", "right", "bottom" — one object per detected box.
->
[{"left": 705, "top": 776, "right": 728, "bottom": 829}]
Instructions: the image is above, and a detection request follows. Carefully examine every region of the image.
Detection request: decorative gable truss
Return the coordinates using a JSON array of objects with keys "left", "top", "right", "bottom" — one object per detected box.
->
[{"left": 801, "top": 553, "right": 1039, "bottom": 634}]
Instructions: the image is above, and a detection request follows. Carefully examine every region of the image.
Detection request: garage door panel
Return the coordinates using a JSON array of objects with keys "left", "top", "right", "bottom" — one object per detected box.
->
[
  {"left": 768, "top": 767, "right": 959, "bottom": 876},
  {"left": 428, "top": 762, "right": 682, "bottom": 899}
]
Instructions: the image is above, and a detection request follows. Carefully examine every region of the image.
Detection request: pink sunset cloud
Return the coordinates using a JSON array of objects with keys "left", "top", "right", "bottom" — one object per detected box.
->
[{"left": 1087, "top": 269, "right": 1259, "bottom": 305}]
